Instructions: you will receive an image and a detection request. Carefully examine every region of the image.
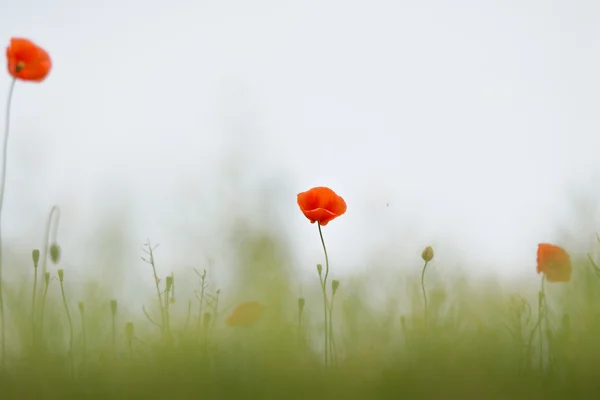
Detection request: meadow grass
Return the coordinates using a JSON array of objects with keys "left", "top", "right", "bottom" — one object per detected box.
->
[
  {"left": 0, "top": 227, "right": 597, "bottom": 400},
  {"left": 3, "top": 37, "right": 600, "bottom": 400}
]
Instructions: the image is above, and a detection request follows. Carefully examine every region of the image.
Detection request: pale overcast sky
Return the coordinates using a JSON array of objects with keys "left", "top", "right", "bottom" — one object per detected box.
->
[{"left": 1, "top": 0, "right": 600, "bottom": 304}]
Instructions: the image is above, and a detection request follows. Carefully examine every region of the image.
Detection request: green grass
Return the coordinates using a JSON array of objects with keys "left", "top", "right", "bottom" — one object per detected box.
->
[{"left": 0, "top": 227, "right": 598, "bottom": 400}]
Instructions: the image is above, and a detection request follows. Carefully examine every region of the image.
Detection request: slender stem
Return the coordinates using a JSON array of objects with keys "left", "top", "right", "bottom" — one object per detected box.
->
[
  {"left": 196, "top": 273, "right": 206, "bottom": 341},
  {"left": 318, "top": 223, "right": 330, "bottom": 366},
  {"left": 41, "top": 206, "right": 61, "bottom": 277},
  {"left": 0, "top": 78, "right": 17, "bottom": 364},
  {"left": 31, "top": 263, "right": 38, "bottom": 348},
  {"left": 80, "top": 306, "right": 86, "bottom": 366},
  {"left": 148, "top": 245, "right": 166, "bottom": 338},
  {"left": 164, "top": 286, "right": 171, "bottom": 340},
  {"left": 39, "top": 275, "right": 50, "bottom": 341},
  {"left": 328, "top": 292, "right": 337, "bottom": 364},
  {"left": 111, "top": 313, "right": 116, "bottom": 357},
  {"left": 421, "top": 261, "right": 429, "bottom": 326},
  {"left": 59, "top": 280, "right": 74, "bottom": 359},
  {"left": 539, "top": 274, "right": 546, "bottom": 371},
  {"left": 182, "top": 299, "right": 192, "bottom": 336}
]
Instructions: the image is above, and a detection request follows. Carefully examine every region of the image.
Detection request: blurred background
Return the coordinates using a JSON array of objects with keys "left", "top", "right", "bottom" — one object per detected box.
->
[{"left": 1, "top": 0, "right": 600, "bottom": 311}]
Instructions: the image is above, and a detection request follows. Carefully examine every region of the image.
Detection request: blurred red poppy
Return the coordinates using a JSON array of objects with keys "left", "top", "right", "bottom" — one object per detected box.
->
[
  {"left": 297, "top": 186, "right": 347, "bottom": 226},
  {"left": 226, "top": 301, "right": 263, "bottom": 327},
  {"left": 536, "top": 243, "right": 572, "bottom": 283},
  {"left": 6, "top": 38, "right": 52, "bottom": 82}
]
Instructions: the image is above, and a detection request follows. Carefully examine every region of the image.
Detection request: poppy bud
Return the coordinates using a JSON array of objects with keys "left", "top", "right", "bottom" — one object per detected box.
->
[
  {"left": 44, "top": 272, "right": 50, "bottom": 286},
  {"left": 50, "top": 243, "right": 61, "bottom": 264},
  {"left": 166, "top": 276, "right": 173, "bottom": 292},
  {"left": 125, "top": 322, "right": 134, "bottom": 339},
  {"left": 32, "top": 249, "right": 40, "bottom": 267},
  {"left": 78, "top": 301, "right": 85, "bottom": 313},
  {"left": 422, "top": 246, "right": 434, "bottom": 262},
  {"left": 332, "top": 280, "right": 340, "bottom": 295},
  {"left": 110, "top": 299, "right": 118, "bottom": 316},
  {"left": 203, "top": 312, "right": 212, "bottom": 327},
  {"left": 57, "top": 268, "right": 64, "bottom": 282},
  {"left": 317, "top": 264, "right": 323, "bottom": 275},
  {"left": 298, "top": 297, "right": 305, "bottom": 312}
]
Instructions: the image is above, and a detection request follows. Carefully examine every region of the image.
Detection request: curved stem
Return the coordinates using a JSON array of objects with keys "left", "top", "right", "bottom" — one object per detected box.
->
[
  {"left": 0, "top": 78, "right": 17, "bottom": 364},
  {"left": 421, "top": 261, "right": 429, "bottom": 327},
  {"left": 59, "top": 280, "right": 74, "bottom": 360},
  {"left": 41, "top": 205, "right": 61, "bottom": 277},
  {"left": 318, "top": 223, "right": 330, "bottom": 366}
]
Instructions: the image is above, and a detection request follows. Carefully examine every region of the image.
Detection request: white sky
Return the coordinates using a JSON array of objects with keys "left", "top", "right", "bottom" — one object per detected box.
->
[{"left": 1, "top": 0, "right": 600, "bottom": 303}]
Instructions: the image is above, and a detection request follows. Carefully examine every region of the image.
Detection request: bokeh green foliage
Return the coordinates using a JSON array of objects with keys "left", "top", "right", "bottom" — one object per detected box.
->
[{"left": 0, "top": 225, "right": 600, "bottom": 399}]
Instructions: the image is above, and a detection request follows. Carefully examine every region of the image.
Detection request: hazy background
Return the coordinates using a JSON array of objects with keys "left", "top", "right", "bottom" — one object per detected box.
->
[{"left": 1, "top": 0, "right": 600, "bottom": 307}]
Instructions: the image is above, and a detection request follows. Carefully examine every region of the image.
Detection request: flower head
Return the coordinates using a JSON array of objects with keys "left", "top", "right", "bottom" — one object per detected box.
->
[
  {"left": 6, "top": 38, "right": 52, "bottom": 82},
  {"left": 297, "top": 186, "right": 347, "bottom": 226},
  {"left": 536, "top": 243, "right": 572, "bottom": 283},
  {"left": 422, "top": 246, "right": 434, "bottom": 262},
  {"left": 226, "top": 301, "right": 263, "bottom": 327}
]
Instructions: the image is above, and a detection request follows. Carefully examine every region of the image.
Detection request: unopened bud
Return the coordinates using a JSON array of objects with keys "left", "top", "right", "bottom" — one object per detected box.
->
[
  {"left": 110, "top": 299, "right": 118, "bottom": 316},
  {"left": 32, "top": 249, "right": 40, "bottom": 267},
  {"left": 125, "top": 322, "right": 134, "bottom": 339},
  {"left": 332, "top": 280, "right": 340, "bottom": 294},
  {"left": 44, "top": 272, "right": 50, "bottom": 286},
  {"left": 317, "top": 264, "right": 323, "bottom": 275},
  {"left": 166, "top": 276, "right": 173, "bottom": 292},
  {"left": 203, "top": 312, "right": 212, "bottom": 327},
  {"left": 57, "top": 269, "right": 64, "bottom": 282},
  {"left": 50, "top": 243, "right": 61, "bottom": 264},
  {"left": 422, "top": 246, "right": 434, "bottom": 262},
  {"left": 298, "top": 297, "right": 305, "bottom": 312},
  {"left": 78, "top": 301, "right": 85, "bottom": 313}
]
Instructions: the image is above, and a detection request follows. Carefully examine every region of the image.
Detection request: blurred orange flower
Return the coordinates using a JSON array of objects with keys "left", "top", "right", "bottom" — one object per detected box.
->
[
  {"left": 226, "top": 301, "right": 263, "bottom": 327},
  {"left": 537, "top": 243, "right": 572, "bottom": 283},
  {"left": 297, "top": 186, "right": 347, "bottom": 226},
  {"left": 6, "top": 38, "right": 52, "bottom": 82}
]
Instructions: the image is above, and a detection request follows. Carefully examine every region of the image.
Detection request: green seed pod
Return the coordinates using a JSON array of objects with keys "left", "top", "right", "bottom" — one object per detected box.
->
[
  {"left": 298, "top": 297, "right": 305, "bottom": 312},
  {"left": 50, "top": 243, "right": 61, "bottom": 264},
  {"left": 32, "top": 249, "right": 40, "bottom": 267},
  {"left": 332, "top": 280, "right": 340, "bottom": 295},
  {"left": 110, "top": 299, "right": 118, "bottom": 316},
  {"left": 125, "top": 322, "right": 134, "bottom": 339},
  {"left": 422, "top": 246, "right": 434, "bottom": 262}
]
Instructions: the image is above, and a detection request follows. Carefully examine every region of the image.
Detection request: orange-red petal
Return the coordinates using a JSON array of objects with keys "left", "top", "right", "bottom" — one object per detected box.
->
[
  {"left": 536, "top": 243, "right": 572, "bottom": 283},
  {"left": 6, "top": 38, "right": 52, "bottom": 82},
  {"left": 226, "top": 301, "right": 264, "bottom": 327},
  {"left": 297, "top": 186, "right": 347, "bottom": 226}
]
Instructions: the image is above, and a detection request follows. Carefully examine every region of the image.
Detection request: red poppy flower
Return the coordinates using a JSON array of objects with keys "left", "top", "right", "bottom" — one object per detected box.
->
[
  {"left": 6, "top": 38, "right": 52, "bottom": 82},
  {"left": 226, "top": 301, "right": 263, "bottom": 327},
  {"left": 297, "top": 186, "right": 347, "bottom": 226},
  {"left": 536, "top": 243, "right": 572, "bottom": 283}
]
